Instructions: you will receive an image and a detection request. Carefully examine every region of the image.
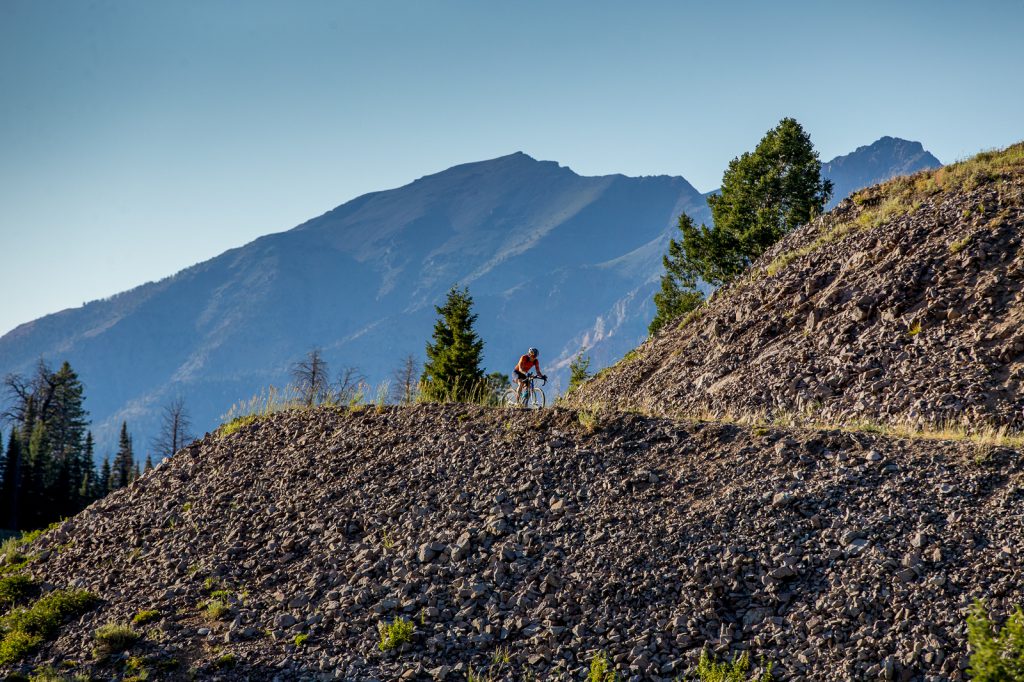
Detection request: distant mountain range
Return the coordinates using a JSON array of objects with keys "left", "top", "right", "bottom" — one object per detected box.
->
[{"left": 0, "top": 137, "right": 941, "bottom": 458}]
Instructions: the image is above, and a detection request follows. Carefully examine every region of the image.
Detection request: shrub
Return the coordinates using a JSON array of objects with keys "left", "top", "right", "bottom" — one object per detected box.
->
[
  {"left": 695, "top": 649, "right": 773, "bottom": 681},
  {"left": 578, "top": 409, "right": 602, "bottom": 434},
  {"left": 294, "top": 633, "right": 309, "bottom": 647},
  {"left": 0, "top": 574, "right": 36, "bottom": 606},
  {"left": 588, "top": 651, "right": 619, "bottom": 681},
  {"left": 377, "top": 616, "right": 414, "bottom": 651},
  {"left": 0, "top": 589, "right": 98, "bottom": 664},
  {"left": 93, "top": 623, "right": 140, "bottom": 657},
  {"left": 0, "top": 629, "right": 41, "bottom": 665},
  {"left": 967, "top": 600, "right": 1024, "bottom": 681},
  {"left": 132, "top": 609, "right": 160, "bottom": 626}
]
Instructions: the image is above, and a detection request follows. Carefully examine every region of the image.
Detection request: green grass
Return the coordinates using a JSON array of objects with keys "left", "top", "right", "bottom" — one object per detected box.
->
[
  {"left": 968, "top": 600, "right": 1024, "bottom": 681},
  {"left": 695, "top": 649, "right": 773, "bottom": 681},
  {"left": 214, "top": 652, "right": 237, "bottom": 669},
  {"left": 93, "top": 623, "right": 140, "bottom": 658},
  {"left": 377, "top": 616, "right": 414, "bottom": 651},
  {"left": 132, "top": 609, "right": 160, "bottom": 626},
  {"left": 0, "top": 589, "right": 98, "bottom": 665},
  {"left": 293, "top": 633, "right": 309, "bottom": 647},
  {"left": 908, "top": 320, "right": 923, "bottom": 336},
  {"left": 218, "top": 413, "right": 260, "bottom": 438}
]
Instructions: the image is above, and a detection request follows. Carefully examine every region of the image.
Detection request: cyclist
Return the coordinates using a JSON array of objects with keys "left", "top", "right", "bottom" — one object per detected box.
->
[{"left": 514, "top": 348, "right": 546, "bottom": 403}]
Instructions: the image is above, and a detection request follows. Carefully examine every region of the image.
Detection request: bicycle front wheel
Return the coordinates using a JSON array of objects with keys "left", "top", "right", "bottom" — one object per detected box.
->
[
  {"left": 500, "top": 388, "right": 520, "bottom": 408},
  {"left": 528, "top": 388, "right": 546, "bottom": 409}
]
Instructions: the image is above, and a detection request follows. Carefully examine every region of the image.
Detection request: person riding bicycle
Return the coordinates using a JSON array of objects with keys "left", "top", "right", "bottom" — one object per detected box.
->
[{"left": 514, "top": 348, "right": 546, "bottom": 402}]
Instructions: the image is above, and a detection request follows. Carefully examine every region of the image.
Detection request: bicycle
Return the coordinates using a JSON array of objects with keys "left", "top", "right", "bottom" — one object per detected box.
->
[{"left": 501, "top": 374, "right": 546, "bottom": 409}]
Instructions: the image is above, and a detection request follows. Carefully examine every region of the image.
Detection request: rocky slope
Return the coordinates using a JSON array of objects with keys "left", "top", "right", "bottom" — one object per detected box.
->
[
  {"left": 4, "top": 403, "right": 1023, "bottom": 681},
  {"left": 568, "top": 144, "right": 1024, "bottom": 431}
]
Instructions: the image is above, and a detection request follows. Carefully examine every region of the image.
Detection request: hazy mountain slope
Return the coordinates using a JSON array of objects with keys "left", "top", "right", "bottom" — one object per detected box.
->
[
  {"left": 0, "top": 140, "right": 940, "bottom": 455},
  {"left": 0, "top": 154, "right": 706, "bottom": 453},
  {"left": 567, "top": 144, "right": 1024, "bottom": 429},
  {"left": 6, "top": 404, "right": 1022, "bottom": 680}
]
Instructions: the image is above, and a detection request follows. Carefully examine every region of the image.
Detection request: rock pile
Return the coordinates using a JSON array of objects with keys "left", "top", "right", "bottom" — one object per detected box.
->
[
  {"left": 568, "top": 145, "right": 1024, "bottom": 430},
  {"left": 4, "top": 404, "right": 1023, "bottom": 681}
]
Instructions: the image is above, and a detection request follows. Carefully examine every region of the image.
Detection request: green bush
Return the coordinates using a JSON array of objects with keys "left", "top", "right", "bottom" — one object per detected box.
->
[
  {"left": 0, "top": 574, "right": 36, "bottom": 606},
  {"left": 968, "top": 600, "right": 1024, "bottom": 681},
  {"left": 377, "top": 616, "right": 414, "bottom": 651}
]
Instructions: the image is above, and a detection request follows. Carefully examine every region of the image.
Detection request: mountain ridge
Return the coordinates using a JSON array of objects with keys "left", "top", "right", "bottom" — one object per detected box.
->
[{"left": 0, "top": 138, "right": 940, "bottom": 455}]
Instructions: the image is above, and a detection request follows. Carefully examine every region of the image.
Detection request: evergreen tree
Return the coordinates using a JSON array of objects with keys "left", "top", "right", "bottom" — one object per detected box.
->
[
  {"left": 421, "top": 285, "right": 486, "bottom": 402},
  {"left": 25, "top": 420, "right": 52, "bottom": 528},
  {"left": 132, "top": 462, "right": 141, "bottom": 482},
  {"left": 79, "top": 432, "right": 97, "bottom": 505},
  {"left": 568, "top": 354, "right": 594, "bottom": 393},
  {"left": 651, "top": 118, "right": 831, "bottom": 332},
  {"left": 111, "top": 422, "right": 134, "bottom": 490},
  {"left": 144, "top": 454, "right": 154, "bottom": 474},
  {"left": 98, "top": 457, "right": 112, "bottom": 497},
  {"left": 649, "top": 213, "right": 706, "bottom": 335},
  {"left": 2, "top": 429, "right": 22, "bottom": 529}
]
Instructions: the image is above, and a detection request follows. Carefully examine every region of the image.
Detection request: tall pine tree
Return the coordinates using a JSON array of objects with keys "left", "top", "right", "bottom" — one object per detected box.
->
[
  {"left": 111, "top": 422, "right": 134, "bottom": 490},
  {"left": 421, "top": 285, "right": 486, "bottom": 402},
  {"left": 2, "top": 429, "right": 22, "bottom": 529},
  {"left": 98, "top": 457, "right": 112, "bottom": 497}
]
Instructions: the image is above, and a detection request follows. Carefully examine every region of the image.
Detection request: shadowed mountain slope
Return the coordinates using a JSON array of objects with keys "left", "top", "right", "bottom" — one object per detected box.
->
[
  {"left": 0, "top": 140, "right": 939, "bottom": 454},
  {"left": 567, "top": 144, "right": 1024, "bottom": 430},
  {"left": 4, "top": 404, "right": 1022, "bottom": 680}
]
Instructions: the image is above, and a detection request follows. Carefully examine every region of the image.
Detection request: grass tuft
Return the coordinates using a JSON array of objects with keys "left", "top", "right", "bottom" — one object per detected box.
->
[
  {"left": 93, "top": 623, "right": 140, "bottom": 658},
  {"left": 132, "top": 609, "right": 160, "bottom": 626}
]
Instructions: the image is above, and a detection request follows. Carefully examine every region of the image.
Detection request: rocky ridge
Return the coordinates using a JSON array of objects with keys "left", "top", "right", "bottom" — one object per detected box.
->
[
  {"left": 4, "top": 403, "right": 1024, "bottom": 681},
  {"left": 568, "top": 144, "right": 1024, "bottom": 430}
]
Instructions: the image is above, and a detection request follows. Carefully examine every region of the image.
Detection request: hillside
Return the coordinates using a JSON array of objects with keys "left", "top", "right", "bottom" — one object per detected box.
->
[
  {"left": 568, "top": 144, "right": 1024, "bottom": 431},
  {"left": 0, "top": 140, "right": 939, "bottom": 456},
  {"left": 3, "top": 404, "right": 1022, "bottom": 681}
]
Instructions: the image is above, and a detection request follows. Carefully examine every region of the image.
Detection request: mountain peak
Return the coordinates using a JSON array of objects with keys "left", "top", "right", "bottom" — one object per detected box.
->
[{"left": 822, "top": 136, "right": 941, "bottom": 207}]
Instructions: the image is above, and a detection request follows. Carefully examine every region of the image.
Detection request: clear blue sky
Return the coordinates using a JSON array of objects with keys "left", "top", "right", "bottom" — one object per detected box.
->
[{"left": 2, "top": 0, "right": 1022, "bottom": 336}]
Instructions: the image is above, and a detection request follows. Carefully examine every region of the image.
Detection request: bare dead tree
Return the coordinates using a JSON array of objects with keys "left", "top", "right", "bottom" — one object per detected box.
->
[
  {"left": 391, "top": 354, "right": 420, "bottom": 404},
  {"left": 152, "top": 396, "right": 195, "bottom": 459},
  {"left": 335, "top": 366, "right": 366, "bottom": 404},
  {"left": 291, "top": 348, "right": 331, "bottom": 407},
  {"left": 2, "top": 359, "right": 57, "bottom": 425}
]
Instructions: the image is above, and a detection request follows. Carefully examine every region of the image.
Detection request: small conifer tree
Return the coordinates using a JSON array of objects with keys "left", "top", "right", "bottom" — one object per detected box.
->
[{"left": 421, "top": 285, "right": 486, "bottom": 402}]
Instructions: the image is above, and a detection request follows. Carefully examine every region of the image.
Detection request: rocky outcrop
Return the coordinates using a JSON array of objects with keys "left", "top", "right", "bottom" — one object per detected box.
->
[
  {"left": 569, "top": 145, "right": 1024, "bottom": 430},
  {"left": 5, "top": 404, "right": 1023, "bottom": 680}
]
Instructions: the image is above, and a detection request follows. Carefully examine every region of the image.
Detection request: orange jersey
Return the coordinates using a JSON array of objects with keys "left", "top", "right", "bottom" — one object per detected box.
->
[{"left": 517, "top": 354, "right": 539, "bottom": 372}]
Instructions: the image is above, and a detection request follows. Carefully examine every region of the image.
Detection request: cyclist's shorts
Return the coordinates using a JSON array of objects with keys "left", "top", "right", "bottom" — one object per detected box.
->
[{"left": 514, "top": 369, "right": 528, "bottom": 381}]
